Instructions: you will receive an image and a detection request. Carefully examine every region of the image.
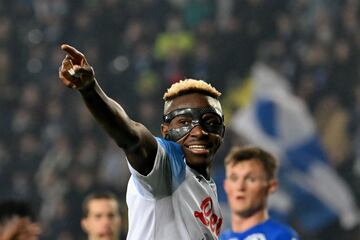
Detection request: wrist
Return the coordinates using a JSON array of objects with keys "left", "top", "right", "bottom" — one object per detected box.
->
[{"left": 79, "top": 78, "right": 96, "bottom": 94}]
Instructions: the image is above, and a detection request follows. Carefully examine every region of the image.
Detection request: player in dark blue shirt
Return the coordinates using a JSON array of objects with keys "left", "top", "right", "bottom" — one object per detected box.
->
[{"left": 220, "top": 146, "right": 299, "bottom": 240}]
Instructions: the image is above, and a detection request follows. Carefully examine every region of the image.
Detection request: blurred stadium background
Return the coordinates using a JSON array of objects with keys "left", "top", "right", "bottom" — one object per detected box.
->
[{"left": 0, "top": 0, "right": 360, "bottom": 239}]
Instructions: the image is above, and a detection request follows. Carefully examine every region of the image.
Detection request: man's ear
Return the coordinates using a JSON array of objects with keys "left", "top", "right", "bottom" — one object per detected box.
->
[
  {"left": 223, "top": 179, "right": 229, "bottom": 194},
  {"left": 268, "top": 179, "right": 278, "bottom": 194},
  {"left": 81, "top": 218, "right": 89, "bottom": 233},
  {"left": 161, "top": 123, "right": 169, "bottom": 139}
]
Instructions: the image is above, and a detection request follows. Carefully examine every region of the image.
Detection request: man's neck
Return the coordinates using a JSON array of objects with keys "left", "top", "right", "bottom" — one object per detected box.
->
[
  {"left": 231, "top": 210, "right": 269, "bottom": 233},
  {"left": 189, "top": 165, "right": 211, "bottom": 180}
]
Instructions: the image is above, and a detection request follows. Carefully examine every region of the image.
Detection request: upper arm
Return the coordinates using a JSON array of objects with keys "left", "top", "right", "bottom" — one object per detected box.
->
[
  {"left": 128, "top": 137, "right": 186, "bottom": 198},
  {"left": 80, "top": 83, "right": 158, "bottom": 175},
  {"left": 123, "top": 121, "right": 158, "bottom": 176}
]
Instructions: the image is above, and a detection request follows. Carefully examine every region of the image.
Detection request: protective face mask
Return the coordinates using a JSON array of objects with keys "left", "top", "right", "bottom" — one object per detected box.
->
[{"left": 163, "top": 107, "right": 225, "bottom": 141}]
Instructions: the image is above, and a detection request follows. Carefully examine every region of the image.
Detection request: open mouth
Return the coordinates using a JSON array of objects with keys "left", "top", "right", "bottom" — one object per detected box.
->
[
  {"left": 99, "top": 232, "right": 113, "bottom": 239},
  {"left": 235, "top": 196, "right": 245, "bottom": 201},
  {"left": 187, "top": 144, "right": 210, "bottom": 154}
]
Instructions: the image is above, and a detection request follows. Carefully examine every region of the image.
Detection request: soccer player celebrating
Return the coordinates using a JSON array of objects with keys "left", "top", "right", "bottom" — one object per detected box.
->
[{"left": 59, "top": 44, "right": 225, "bottom": 239}]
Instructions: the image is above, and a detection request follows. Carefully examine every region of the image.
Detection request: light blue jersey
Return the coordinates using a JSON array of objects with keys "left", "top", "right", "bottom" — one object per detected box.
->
[
  {"left": 220, "top": 219, "right": 299, "bottom": 240},
  {"left": 126, "top": 137, "right": 223, "bottom": 240}
]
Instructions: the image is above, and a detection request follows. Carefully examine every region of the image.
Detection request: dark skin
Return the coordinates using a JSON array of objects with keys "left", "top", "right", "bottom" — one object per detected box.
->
[
  {"left": 59, "top": 44, "right": 223, "bottom": 178},
  {"left": 161, "top": 93, "right": 223, "bottom": 178}
]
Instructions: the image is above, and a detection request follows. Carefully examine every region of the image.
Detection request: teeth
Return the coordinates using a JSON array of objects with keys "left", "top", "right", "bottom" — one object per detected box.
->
[{"left": 189, "top": 145, "right": 207, "bottom": 149}]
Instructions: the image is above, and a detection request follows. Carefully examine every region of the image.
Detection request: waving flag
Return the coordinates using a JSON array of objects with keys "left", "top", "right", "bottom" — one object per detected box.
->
[{"left": 229, "top": 63, "right": 360, "bottom": 233}]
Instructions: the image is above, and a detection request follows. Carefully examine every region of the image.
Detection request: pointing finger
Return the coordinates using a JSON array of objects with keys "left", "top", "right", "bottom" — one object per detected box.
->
[
  {"left": 61, "top": 44, "right": 88, "bottom": 65},
  {"left": 61, "top": 44, "right": 82, "bottom": 58}
]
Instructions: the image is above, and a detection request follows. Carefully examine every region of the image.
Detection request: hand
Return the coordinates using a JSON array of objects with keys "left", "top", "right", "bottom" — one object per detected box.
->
[{"left": 59, "top": 44, "right": 95, "bottom": 90}]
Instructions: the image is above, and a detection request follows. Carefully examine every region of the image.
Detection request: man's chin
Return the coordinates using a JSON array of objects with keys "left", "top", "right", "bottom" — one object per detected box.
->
[
  {"left": 234, "top": 206, "right": 263, "bottom": 218},
  {"left": 186, "top": 154, "right": 212, "bottom": 166},
  {"left": 97, "top": 232, "right": 115, "bottom": 239}
]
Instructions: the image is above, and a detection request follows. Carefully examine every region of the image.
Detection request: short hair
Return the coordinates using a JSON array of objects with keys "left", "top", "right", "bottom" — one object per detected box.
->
[
  {"left": 82, "top": 192, "right": 120, "bottom": 218},
  {"left": 0, "top": 200, "right": 35, "bottom": 223},
  {"left": 163, "top": 79, "right": 221, "bottom": 101},
  {"left": 163, "top": 79, "right": 221, "bottom": 113},
  {"left": 225, "top": 146, "right": 278, "bottom": 180}
]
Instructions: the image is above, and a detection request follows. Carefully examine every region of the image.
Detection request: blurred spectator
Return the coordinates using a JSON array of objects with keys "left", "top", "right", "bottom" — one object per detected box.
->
[
  {"left": 0, "top": 200, "right": 41, "bottom": 240},
  {"left": 81, "top": 192, "right": 126, "bottom": 240}
]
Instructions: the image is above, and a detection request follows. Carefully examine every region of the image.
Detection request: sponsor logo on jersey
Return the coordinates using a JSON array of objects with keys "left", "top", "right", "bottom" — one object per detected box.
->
[{"left": 194, "top": 196, "right": 223, "bottom": 237}]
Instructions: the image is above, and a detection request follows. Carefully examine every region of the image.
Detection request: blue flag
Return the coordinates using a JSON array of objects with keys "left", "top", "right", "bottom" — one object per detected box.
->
[{"left": 229, "top": 63, "right": 360, "bottom": 233}]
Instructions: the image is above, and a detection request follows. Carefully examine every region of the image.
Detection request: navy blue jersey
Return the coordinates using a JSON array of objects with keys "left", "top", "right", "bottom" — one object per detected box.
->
[{"left": 220, "top": 219, "right": 299, "bottom": 240}]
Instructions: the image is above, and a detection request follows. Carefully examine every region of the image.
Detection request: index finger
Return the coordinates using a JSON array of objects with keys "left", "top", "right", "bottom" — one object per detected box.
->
[{"left": 61, "top": 44, "right": 84, "bottom": 61}]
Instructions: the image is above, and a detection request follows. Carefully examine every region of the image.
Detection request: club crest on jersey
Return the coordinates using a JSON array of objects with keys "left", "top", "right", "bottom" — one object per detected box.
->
[
  {"left": 244, "top": 233, "right": 266, "bottom": 240},
  {"left": 194, "top": 197, "right": 222, "bottom": 236}
]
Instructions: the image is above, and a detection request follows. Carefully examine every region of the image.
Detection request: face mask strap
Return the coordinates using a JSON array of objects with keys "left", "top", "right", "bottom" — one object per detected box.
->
[{"left": 163, "top": 107, "right": 223, "bottom": 123}]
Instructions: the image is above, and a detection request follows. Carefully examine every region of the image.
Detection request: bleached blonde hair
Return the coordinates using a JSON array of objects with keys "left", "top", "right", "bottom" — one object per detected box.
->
[
  {"left": 163, "top": 79, "right": 221, "bottom": 100},
  {"left": 163, "top": 79, "right": 222, "bottom": 114}
]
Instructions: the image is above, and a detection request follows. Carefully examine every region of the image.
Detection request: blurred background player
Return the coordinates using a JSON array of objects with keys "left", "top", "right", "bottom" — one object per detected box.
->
[
  {"left": 220, "top": 146, "right": 299, "bottom": 240},
  {"left": 0, "top": 199, "right": 41, "bottom": 240},
  {"left": 81, "top": 192, "right": 125, "bottom": 240}
]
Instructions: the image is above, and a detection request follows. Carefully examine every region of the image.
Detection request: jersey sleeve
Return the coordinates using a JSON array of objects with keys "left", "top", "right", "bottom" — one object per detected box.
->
[{"left": 128, "top": 137, "right": 186, "bottom": 199}]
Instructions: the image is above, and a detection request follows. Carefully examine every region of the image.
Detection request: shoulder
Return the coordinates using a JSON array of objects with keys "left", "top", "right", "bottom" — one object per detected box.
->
[
  {"left": 155, "top": 137, "right": 186, "bottom": 172},
  {"left": 265, "top": 219, "right": 299, "bottom": 239},
  {"left": 156, "top": 137, "right": 183, "bottom": 159},
  {"left": 219, "top": 229, "right": 236, "bottom": 240},
  {"left": 156, "top": 137, "right": 182, "bottom": 153}
]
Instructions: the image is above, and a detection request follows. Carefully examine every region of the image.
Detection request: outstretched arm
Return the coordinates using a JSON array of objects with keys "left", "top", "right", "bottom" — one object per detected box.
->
[{"left": 59, "top": 44, "right": 157, "bottom": 175}]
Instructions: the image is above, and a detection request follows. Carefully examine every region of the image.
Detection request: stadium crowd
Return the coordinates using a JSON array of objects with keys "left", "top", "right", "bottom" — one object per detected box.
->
[{"left": 0, "top": 0, "right": 360, "bottom": 239}]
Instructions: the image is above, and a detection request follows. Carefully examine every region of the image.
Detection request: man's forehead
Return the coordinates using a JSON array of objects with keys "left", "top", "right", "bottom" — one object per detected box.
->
[
  {"left": 227, "top": 159, "right": 266, "bottom": 173},
  {"left": 164, "top": 94, "right": 222, "bottom": 114},
  {"left": 89, "top": 199, "right": 118, "bottom": 209}
]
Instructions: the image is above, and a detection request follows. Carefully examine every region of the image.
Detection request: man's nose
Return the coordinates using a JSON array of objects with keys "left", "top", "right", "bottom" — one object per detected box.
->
[
  {"left": 189, "top": 124, "right": 208, "bottom": 137},
  {"left": 101, "top": 217, "right": 112, "bottom": 225},
  {"left": 237, "top": 179, "right": 246, "bottom": 191}
]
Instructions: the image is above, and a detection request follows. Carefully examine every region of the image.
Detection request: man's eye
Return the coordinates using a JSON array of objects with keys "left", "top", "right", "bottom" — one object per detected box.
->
[
  {"left": 245, "top": 176, "right": 257, "bottom": 182},
  {"left": 177, "top": 117, "right": 192, "bottom": 125},
  {"left": 203, "top": 114, "right": 222, "bottom": 125},
  {"left": 245, "top": 175, "right": 264, "bottom": 183},
  {"left": 229, "top": 175, "right": 238, "bottom": 182},
  {"left": 206, "top": 120, "right": 220, "bottom": 126},
  {"left": 179, "top": 120, "right": 191, "bottom": 125},
  {"left": 205, "top": 118, "right": 222, "bottom": 126}
]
